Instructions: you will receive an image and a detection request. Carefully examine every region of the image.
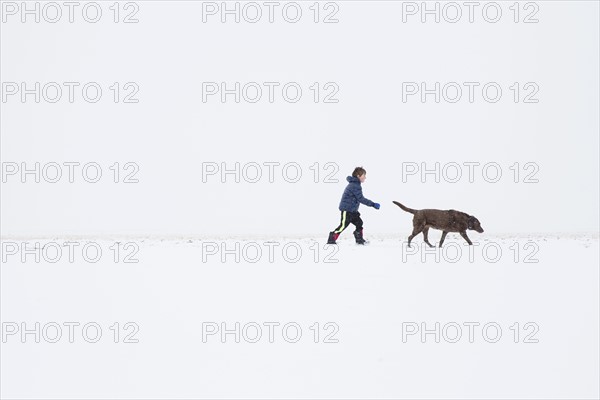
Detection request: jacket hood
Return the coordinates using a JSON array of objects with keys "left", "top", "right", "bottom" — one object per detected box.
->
[{"left": 347, "top": 176, "right": 360, "bottom": 183}]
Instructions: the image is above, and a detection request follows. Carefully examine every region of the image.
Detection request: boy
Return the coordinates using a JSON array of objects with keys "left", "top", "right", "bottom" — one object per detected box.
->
[{"left": 327, "top": 167, "right": 380, "bottom": 245}]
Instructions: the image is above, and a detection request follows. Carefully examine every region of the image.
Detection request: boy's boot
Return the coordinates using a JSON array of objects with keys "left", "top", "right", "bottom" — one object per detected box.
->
[
  {"left": 353, "top": 228, "right": 367, "bottom": 245},
  {"left": 327, "top": 232, "right": 339, "bottom": 244}
]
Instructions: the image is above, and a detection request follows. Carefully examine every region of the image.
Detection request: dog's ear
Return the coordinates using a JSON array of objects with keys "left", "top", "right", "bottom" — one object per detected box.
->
[{"left": 467, "top": 216, "right": 475, "bottom": 229}]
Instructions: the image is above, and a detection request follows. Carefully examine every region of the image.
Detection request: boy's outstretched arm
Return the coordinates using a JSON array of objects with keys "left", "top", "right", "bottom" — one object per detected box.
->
[{"left": 352, "top": 185, "right": 379, "bottom": 208}]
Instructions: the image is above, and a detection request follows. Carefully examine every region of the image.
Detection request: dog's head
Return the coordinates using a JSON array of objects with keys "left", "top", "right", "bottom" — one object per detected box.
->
[{"left": 467, "top": 216, "right": 484, "bottom": 233}]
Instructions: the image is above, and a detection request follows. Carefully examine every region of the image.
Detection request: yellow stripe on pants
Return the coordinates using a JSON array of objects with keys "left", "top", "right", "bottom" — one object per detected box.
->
[{"left": 334, "top": 211, "right": 347, "bottom": 233}]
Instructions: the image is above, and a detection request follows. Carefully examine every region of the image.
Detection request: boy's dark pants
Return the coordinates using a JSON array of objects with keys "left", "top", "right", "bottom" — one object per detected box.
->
[{"left": 328, "top": 211, "right": 364, "bottom": 243}]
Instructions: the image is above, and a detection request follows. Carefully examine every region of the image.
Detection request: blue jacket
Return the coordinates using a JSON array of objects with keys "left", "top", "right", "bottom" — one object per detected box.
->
[{"left": 339, "top": 176, "right": 375, "bottom": 212}]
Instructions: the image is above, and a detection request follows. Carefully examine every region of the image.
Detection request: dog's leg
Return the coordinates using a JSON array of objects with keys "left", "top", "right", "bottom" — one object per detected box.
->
[
  {"left": 459, "top": 231, "right": 473, "bottom": 245},
  {"left": 408, "top": 217, "right": 426, "bottom": 247},
  {"left": 439, "top": 231, "right": 448, "bottom": 247},
  {"left": 422, "top": 227, "right": 434, "bottom": 248},
  {"left": 407, "top": 227, "right": 424, "bottom": 247}
]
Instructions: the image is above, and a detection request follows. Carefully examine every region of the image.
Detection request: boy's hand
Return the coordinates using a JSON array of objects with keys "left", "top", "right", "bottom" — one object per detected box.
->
[{"left": 373, "top": 203, "right": 381, "bottom": 209}]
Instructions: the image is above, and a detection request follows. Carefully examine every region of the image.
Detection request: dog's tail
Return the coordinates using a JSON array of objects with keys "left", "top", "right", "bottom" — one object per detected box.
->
[{"left": 393, "top": 201, "right": 417, "bottom": 214}]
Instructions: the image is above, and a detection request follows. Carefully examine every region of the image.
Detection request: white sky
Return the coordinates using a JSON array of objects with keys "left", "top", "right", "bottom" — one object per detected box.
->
[{"left": 1, "top": 1, "right": 598, "bottom": 236}]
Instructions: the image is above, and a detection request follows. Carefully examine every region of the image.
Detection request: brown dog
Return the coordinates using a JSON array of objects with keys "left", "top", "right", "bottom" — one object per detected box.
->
[{"left": 393, "top": 201, "right": 484, "bottom": 247}]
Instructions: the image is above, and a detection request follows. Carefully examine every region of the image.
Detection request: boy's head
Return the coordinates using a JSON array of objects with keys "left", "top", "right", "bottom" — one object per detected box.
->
[{"left": 352, "top": 167, "right": 367, "bottom": 183}]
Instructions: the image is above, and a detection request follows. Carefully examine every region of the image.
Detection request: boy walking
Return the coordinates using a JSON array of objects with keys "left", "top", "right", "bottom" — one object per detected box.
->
[{"left": 327, "top": 167, "right": 380, "bottom": 245}]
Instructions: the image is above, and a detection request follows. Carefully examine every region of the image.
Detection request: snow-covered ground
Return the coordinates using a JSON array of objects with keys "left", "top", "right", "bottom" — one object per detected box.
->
[{"left": 2, "top": 233, "right": 598, "bottom": 399}]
